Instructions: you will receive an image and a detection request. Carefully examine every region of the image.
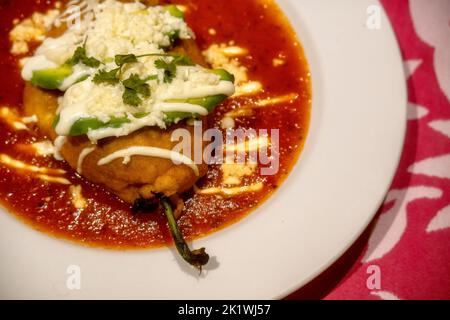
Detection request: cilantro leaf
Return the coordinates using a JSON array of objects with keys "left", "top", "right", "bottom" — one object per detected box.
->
[
  {"left": 122, "top": 74, "right": 151, "bottom": 96},
  {"left": 115, "top": 54, "right": 138, "bottom": 67},
  {"left": 154, "top": 55, "right": 195, "bottom": 84},
  {"left": 66, "top": 46, "right": 101, "bottom": 68},
  {"left": 122, "top": 88, "right": 143, "bottom": 107},
  {"left": 121, "top": 74, "right": 152, "bottom": 106},
  {"left": 93, "top": 68, "right": 120, "bottom": 85},
  {"left": 155, "top": 59, "right": 177, "bottom": 83}
]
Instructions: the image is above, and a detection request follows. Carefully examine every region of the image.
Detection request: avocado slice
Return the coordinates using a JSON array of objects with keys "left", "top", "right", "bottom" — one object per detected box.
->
[
  {"left": 211, "top": 69, "right": 235, "bottom": 83},
  {"left": 31, "top": 65, "right": 73, "bottom": 90},
  {"left": 165, "top": 5, "right": 184, "bottom": 19},
  {"left": 164, "top": 94, "right": 229, "bottom": 124},
  {"left": 67, "top": 116, "right": 131, "bottom": 136}
]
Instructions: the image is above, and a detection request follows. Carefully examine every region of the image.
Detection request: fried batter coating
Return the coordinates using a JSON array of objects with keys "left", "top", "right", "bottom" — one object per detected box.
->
[{"left": 24, "top": 83, "right": 208, "bottom": 203}]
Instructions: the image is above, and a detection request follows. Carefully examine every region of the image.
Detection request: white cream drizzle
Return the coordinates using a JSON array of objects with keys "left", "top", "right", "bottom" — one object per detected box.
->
[
  {"left": 12, "top": 122, "right": 28, "bottom": 130},
  {"left": 0, "top": 154, "right": 65, "bottom": 175},
  {"left": 97, "top": 146, "right": 199, "bottom": 176},
  {"left": 0, "top": 107, "right": 29, "bottom": 131},
  {"left": 59, "top": 64, "right": 94, "bottom": 91},
  {"left": 195, "top": 182, "right": 264, "bottom": 197},
  {"left": 225, "top": 136, "right": 270, "bottom": 153},
  {"left": 255, "top": 93, "right": 299, "bottom": 107},
  {"left": 77, "top": 146, "right": 96, "bottom": 174},
  {"left": 21, "top": 115, "right": 38, "bottom": 124},
  {"left": 54, "top": 136, "right": 67, "bottom": 161},
  {"left": 234, "top": 81, "right": 263, "bottom": 96},
  {"left": 159, "top": 79, "right": 235, "bottom": 100},
  {"left": 37, "top": 174, "right": 71, "bottom": 185},
  {"left": 219, "top": 46, "right": 249, "bottom": 56}
]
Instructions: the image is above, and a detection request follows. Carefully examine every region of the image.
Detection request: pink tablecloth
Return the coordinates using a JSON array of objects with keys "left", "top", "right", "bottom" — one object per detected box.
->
[{"left": 289, "top": 0, "right": 450, "bottom": 300}]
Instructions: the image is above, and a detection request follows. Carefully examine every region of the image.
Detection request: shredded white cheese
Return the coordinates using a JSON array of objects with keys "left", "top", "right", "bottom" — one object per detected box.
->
[
  {"left": 221, "top": 161, "right": 257, "bottom": 186},
  {"left": 203, "top": 43, "right": 248, "bottom": 84}
]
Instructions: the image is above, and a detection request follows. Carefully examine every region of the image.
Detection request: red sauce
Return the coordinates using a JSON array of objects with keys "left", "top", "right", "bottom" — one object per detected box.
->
[{"left": 0, "top": 0, "right": 311, "bottom": 249}]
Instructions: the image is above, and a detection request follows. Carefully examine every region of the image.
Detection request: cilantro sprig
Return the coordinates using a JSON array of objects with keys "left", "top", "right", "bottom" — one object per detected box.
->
[
  {"left": 155, "top": 54, "right": 195, "bottom": 83},
  {"left": 93, "top": 54, "right": 137, "bottom": 85},
  {"left": 93, "top": 68, "right": 120, "bottom": 85},
  {"left": 122, "top": 74, "right": 156, "bottom": 106},
  {"left": 66, "top": 45, "right": 101, "bottom": 68},
  {"left": 92, "top": 53, "right": 195, "bottom": 106}
]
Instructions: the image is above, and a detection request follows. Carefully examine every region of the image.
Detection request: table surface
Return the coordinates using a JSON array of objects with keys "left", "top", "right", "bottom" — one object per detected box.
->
[{"left": 288, "top": 0, "right": 450, "bottom": 300}]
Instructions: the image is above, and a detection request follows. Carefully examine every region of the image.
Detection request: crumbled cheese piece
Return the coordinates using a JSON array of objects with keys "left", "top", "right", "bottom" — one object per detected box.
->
[
  {"left": 234, "top": 81, "right": 263, "bottom": 96},
  {"left": 208, "top": 28, "right": 217, "bottom": 36},
  {"left": 221, "top": 160, "right": 257, "bottom": 185},
  {"left": 83, "top": 0, "right": 194, "bottom": 60},
  {"left": 219, "top": 46, "right": 249, "bottom": 56},
  {"left": 69, "top": 185, "right": 87, "bottom": 210},
  {"left": 31, "top": 141, "right": 55, "bottom": 156},
  {"left": 203, "top": 43, "right": 248, "bottom": 84},
  {"left": 0, "top": 107, "right": 29, "bottom": 131},
  {"left": 9, "top": 9, "right": 60, "bottom": 55},
  {"left": 22, "top": 115, "right": 38, "bottom": 124},
  {"left": 221, "top": 117, "right": 235, "bottom": 129},
  {"left": 273, "top": 58, "right": 285, "bottom": 67}
]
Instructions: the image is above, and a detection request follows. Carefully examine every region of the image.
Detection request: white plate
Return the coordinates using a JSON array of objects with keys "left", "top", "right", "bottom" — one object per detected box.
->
[{"left": 0, "top": 0, "right": 406, "bottom": 299}]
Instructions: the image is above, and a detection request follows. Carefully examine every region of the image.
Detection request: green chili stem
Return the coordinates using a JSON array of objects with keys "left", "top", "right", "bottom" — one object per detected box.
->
[{"left": 159, "top": 196, "right": 209, "bottom": 271}]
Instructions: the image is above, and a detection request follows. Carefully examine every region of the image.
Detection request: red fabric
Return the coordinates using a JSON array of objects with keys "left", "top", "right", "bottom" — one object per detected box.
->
[{"left": 288, "top": 0, "right": 450, "bottom": 300}]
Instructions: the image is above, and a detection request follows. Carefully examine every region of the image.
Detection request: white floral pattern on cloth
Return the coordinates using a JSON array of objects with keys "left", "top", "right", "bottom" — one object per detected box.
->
[{"left": 291, "top": 0, "right": 450, "bottom": 300}]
